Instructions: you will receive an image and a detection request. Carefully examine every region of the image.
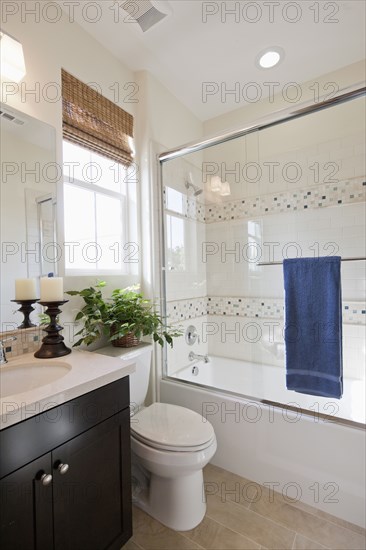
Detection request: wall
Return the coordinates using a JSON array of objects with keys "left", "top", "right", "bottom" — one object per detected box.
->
[
  {"left": 0, "top": 10, "right": 136, "bottom": 127},
  {"left": 133, "top": 70, "right": 203, "bottom": 399},
  {"left": 162, "top": 152, "right": 208, "bottom": 373},
  {"left": 202, "top": 97, "right": 365, "bottom": 381},
  {"left": 134, "top": 70, "right": 203, "bottom": 299},
  {"left": 1, "top": 11, "right": 140, "bottom": 346},
  {"left": 1, "top": 11, "right": 203, "bottom": 354}
]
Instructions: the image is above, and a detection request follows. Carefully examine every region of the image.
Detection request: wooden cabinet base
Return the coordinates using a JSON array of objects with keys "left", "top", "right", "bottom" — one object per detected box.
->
[{"left": 0, "top": 378, "right": 132, "bottom": 550}]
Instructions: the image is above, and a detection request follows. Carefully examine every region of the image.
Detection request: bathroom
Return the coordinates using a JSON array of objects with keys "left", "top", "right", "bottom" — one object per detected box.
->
[{"left": 0, "top": 1, "right": 365, "bottom": 549}]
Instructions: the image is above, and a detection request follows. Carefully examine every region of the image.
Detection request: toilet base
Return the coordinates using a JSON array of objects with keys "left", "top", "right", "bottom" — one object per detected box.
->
[{"left": 135, "top": 469, "right": 206, "bottom": 531}]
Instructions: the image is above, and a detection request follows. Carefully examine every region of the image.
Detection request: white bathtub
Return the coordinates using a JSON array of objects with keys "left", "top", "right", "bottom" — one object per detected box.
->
[
  {"left": 161, "top": 356, "right": 366, "bottom": 528},
  {"left": 174, "top": 355, "right": 365, "bottom": 425}
]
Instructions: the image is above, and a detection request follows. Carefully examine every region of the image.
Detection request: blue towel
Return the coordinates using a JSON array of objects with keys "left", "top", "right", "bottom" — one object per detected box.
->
[{"left": 283, "top": 257, "right": 343, "bottom": 399}]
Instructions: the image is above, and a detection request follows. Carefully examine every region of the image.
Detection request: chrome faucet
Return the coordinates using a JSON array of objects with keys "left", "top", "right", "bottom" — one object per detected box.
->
[
  {"left": 0, "top": 336, "right": 17, "bottom": 365},
  {"left": 188, "top": 351, "right": 210, "bottom": 364}
]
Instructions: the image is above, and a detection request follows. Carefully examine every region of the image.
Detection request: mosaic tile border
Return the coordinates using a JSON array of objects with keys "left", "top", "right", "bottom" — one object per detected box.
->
[
  {"left": 166, "top": 297, "right": 207, "bottom": 323},
  {"left": 165, "top": 177, "right": 365, "bottom": 224},
  {"left": 207, "top": 297, "right": 283, "bottom": 319},
  {"left": 167, "top": 296, "right": 366, "bottom": 325},
  {"left": 343, "top": 302, "right": 366, "bottom": 325},
  {"left": 205, "top": 177, "right": 366, "bottom": 224},
  {"left": 0, "top": 327, "right": 43, "bottom": 359}
]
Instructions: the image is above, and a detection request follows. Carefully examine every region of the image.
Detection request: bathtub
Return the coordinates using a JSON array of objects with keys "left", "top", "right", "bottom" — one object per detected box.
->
[
  {"left": 160, "top": 356, "right": 366, "bottom": 528},
  {"left": 174, "top": 355, "right": 365, "bottom": 425}
]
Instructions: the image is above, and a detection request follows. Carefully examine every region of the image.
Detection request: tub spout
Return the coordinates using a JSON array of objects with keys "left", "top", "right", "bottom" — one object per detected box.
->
[{"left": 188, "top": 351, "right": 210, "bottom": 363}]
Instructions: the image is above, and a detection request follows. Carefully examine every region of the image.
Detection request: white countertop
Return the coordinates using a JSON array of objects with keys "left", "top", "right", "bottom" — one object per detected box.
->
[{"left": 0, "top": 350, "right": 135, "bottom": 430}]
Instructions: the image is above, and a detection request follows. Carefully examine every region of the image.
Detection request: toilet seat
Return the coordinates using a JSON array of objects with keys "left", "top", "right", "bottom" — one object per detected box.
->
[
  {"left": 131, "top": 402, "right": 215, "bottom": 452},
  {"left": 131, "top": 431, "right": 216, "bottom": 452}
]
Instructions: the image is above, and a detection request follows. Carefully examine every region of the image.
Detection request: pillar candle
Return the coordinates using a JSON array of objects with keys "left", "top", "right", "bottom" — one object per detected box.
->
[
  {"left": 15, "top": 278, "right": 37, "bottom": 300},
  {"left": 40, "top": 277, "right": 64, "bottom": 301}
]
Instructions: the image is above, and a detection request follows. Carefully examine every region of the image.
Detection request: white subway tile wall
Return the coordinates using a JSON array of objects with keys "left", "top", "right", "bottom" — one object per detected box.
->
[{"left": 163, "top": 102, "right": 365, "bottom": 382}]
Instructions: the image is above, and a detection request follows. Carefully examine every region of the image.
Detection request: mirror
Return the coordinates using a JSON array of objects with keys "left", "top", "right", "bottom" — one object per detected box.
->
[{"left": 0, "top": 104, "right": 57, "bottom": 329}]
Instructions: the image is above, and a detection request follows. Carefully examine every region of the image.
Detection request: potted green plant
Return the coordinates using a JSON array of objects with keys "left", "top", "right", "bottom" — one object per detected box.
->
[{"left": 67, "top": 282, "right": 181, "bottom": 348}]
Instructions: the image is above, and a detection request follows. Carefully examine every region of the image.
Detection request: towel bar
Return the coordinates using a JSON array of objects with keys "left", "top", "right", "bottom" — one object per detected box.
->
[{"left": 256, "top": 257, "right": 366, "bottom": 266}]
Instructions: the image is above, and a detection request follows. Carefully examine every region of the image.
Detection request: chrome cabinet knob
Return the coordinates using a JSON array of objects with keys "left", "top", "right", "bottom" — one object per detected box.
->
[
  {"left": 58, "top": 463, "right": 69, "bottom": 475},
  {"left": 41, "top": 473, "right": 53, "bottom": 486}
]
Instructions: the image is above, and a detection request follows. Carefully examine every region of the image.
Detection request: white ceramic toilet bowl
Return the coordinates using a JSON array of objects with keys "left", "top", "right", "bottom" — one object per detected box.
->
[{"left": 131, "top": 402, "right": 217, "bottom": 531}]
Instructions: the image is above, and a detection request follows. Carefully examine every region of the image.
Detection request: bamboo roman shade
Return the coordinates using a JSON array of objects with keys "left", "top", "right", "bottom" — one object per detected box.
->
[{"left": 62, "top": 69, "right": 134, "bottom": 166}]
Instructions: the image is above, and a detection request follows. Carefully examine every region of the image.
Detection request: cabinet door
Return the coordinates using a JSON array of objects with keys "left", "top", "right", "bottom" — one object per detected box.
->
[
  {"left": 53, "top": 409, "right": 132, "bottom": 550},
  {"left": 0, "top": 454, "right": 53, "bottom": 550}
]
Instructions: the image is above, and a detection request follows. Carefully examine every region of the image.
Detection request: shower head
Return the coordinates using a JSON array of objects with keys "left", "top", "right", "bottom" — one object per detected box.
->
[{"left": 185, "top": 181, "right": 203, "bottom": 196}]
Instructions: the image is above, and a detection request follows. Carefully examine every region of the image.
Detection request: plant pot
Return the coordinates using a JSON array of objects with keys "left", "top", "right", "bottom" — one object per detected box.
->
[{"left": 111, "top": 330, "right": 140, "bottom": 348}]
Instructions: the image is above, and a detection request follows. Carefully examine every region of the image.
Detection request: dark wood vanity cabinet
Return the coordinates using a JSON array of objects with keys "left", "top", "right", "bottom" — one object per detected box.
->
[
  {"left": 0, "top": 377, "right": 132, "bottom": 550},
  {"left": 0, "top": 454, "right": 53, "bottom": 550}
]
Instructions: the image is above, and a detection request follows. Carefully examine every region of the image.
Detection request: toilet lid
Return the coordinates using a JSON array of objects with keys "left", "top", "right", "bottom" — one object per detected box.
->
[{"left": 131, "top": 403, "right": 215, "bottom": 450}]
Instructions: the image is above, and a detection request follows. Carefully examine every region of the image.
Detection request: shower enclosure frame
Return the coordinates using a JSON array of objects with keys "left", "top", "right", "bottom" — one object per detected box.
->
[{"left": 157, "top": 84, "right": 366, "bottom": 430}]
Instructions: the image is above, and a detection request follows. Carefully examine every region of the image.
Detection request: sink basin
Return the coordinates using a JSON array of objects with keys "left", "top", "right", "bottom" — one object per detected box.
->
[{"left": 0, "top": 362, "right": 71, "bottom": 398}]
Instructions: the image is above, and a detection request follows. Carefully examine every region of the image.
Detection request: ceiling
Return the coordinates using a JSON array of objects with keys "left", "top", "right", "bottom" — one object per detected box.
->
[{"left": 67, "top": 1, "right": 365, "bottom": 121}]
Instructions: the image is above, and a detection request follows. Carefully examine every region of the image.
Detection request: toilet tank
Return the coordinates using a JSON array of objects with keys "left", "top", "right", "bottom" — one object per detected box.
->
[
  {"left": 120, "top": 344, "right": 153, "bottom": 410},
  {"left": 94, "top": 343, "right": 153, "bottom": 411}
]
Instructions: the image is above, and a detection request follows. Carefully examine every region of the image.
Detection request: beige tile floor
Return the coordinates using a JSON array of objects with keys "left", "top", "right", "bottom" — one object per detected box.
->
[{"left": 123, "top": 464, "right": 366, "bottom": 550}]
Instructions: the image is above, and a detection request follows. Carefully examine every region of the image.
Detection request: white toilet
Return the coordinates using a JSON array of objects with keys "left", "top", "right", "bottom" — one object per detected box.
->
[{"left": 126, "top": 344, "right": 217, "bottom": 531}]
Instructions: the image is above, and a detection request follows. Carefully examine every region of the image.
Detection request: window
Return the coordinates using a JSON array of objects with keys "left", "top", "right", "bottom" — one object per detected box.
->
[
  {"left": 166, "top": 214, "right": 185, "bottom": 271},
  {"left": 165, "top": 186, "right": 184, "bottom": 215},
  {"left": 63, "top": 141, "right": 133, "bottom": 274},
  {"left": 61, "top": 70, "right": 137, "bottom": 276}
]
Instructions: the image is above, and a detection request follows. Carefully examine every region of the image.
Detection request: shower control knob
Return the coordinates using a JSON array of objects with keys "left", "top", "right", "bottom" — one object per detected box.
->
[
  {"left": 186, "top": 325, "right": 199, "bottom": 345},
  {"left": 40, "top": 473, "right": 53, "bottom": 486},
  {"left": 57, "top": 463, "right": 69, "bottom": 475}
]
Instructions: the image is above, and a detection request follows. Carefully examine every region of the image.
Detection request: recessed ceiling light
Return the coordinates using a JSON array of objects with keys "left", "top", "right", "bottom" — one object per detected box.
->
[{"left": 256, "top": 47, "right": 284, "bottom": 69}]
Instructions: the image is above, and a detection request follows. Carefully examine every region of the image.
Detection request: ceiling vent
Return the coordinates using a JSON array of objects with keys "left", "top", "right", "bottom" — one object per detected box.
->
[
  {"left": 0, "top": 108, "right": 25, "bottom": 125},
  {"left": 121, "top": 1, "right": 170, "bottom": 32}
]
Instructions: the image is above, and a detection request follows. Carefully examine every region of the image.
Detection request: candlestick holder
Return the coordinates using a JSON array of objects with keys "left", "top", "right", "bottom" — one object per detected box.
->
[
  {"left": 34, "top": 300, "right": 71, "bottom": 358},
  {"left": 11, "top": 299, "right": 39, "bottom": 329}
]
